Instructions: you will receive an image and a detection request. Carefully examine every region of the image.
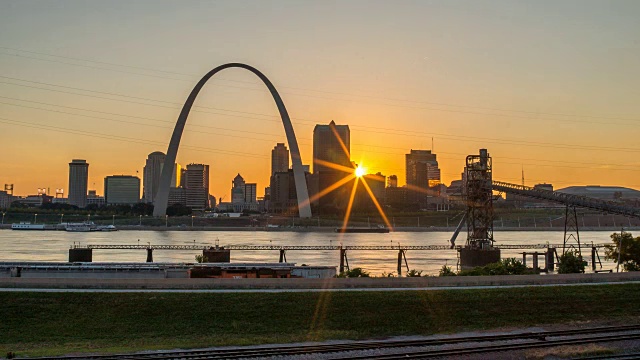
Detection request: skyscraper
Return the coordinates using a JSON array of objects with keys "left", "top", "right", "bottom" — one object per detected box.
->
[
  {"left": 231, "top": 174, "right": 245, "bottom": 204},
  {"left": 143, "top": 151, "right": 165, "bottom": 203},
  {"left": 68, "top": 159, "right": 89, "bottom": 208},
  {"left": 184, "top": 163, "right": 209, "bottom": 210},
  {"left": 271, "top": 143, "right": 289, "bottom": 175},
  {"left": 313, "top": 120, "right": 351, "bottom": 173},
  {"left": 405, "top": 150, "right": 441, "bottom": 209}
]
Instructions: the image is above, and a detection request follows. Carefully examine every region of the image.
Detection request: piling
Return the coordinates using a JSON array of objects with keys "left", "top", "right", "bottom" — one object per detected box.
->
[
  {"left": 532, "top": 252, "right": 539, "bottom": 271},
  {"left": 397, "top": 250, "right": 403, "bottom": 276},
  {"left": 591, "top": 247, "right": 597, "bottom": 271},
  {"left": 279, "top": 249, "right": 286, "bottom": 263},
  {"left": 146, "top": 248, "right": 153, "bottom": 263},
  {"left": 546, "top": 249, "right": 555, "bottom": 271}
]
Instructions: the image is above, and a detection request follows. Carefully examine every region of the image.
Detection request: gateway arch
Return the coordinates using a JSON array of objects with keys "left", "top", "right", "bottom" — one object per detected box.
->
[{"left": 153, "top": 63, "right": 312, "bottom": 218}]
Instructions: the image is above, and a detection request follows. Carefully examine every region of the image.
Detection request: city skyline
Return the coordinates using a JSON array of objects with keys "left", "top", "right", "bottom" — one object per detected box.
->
[{"left": 1, "top": 1, "right": 640, "bottom": 198}]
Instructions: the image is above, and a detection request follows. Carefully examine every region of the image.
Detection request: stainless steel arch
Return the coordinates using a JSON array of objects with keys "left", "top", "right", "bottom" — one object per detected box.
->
[{"left": 152, "top": 63, "right": 312, "bottom": 218}]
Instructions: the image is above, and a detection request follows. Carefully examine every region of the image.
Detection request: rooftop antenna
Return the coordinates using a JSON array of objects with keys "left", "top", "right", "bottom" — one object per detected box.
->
[
  {"left": 432, "top": 137, "right": 434, "bottom": 152},
  {"left": 521, "top": 165, "right": 525, "bottom": 187}
]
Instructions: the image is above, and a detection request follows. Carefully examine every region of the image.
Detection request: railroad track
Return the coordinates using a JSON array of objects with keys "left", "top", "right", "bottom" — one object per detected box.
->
[{"left": 24, "top": 324, "right": 640, "bottom": 360}]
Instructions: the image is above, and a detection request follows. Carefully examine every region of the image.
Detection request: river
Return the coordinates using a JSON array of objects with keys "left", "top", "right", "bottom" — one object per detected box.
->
[{"left": 0, "top": 229, "right": 624, "bottom": 275}]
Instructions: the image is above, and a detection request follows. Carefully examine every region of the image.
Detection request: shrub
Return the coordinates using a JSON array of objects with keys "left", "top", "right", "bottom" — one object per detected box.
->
[
  {"left": 439, "top": 265, "right": 457, "bottom": 276},
  {"left": 405, "top": 269, "right": 423, "bottom": 277},
  {"left": 557, "top": 251, "right": 587, "bottom": 274}
]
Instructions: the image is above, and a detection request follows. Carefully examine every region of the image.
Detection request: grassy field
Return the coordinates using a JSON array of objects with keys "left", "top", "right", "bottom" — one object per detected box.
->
[{"left": 2, "top": 284, "right": 640, "bottom": 357}]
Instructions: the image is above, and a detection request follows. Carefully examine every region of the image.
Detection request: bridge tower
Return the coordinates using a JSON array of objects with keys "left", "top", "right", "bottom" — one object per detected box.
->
[{"left": 459, "top": 149, "right": 501, "bottom": 269}]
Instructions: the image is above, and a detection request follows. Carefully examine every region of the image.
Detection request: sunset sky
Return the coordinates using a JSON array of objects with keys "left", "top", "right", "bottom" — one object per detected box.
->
[{"left": 1, "top": 0, "right": 640, "bottom": 198}]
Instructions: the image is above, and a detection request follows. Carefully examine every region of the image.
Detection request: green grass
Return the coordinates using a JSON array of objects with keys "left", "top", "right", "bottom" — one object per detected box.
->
[{"left": 2, "top": 284, "right": 640, "bottom": 357}]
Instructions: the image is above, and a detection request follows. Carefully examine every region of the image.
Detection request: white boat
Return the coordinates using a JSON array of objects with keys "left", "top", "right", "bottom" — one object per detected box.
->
[
  {"left": 12, "top": 222, "right": 47, "bottom": 230},
  {"left": 65, "top": 222, "right": 98, "bottom": 232},
  {"left": 97, "top": 225, "right": 118, "bottom": 232}
]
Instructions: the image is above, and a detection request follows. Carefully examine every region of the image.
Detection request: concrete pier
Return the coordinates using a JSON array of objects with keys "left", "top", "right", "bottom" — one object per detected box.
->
[
  {"left": 459, "top": 247, "right": 501, "bottom": 269},
  {"left": 202, "top": 248, "right": 231, "bottom": 263},
  {"left": 68, "top": 248, "right": 92, "bottom": 262}
]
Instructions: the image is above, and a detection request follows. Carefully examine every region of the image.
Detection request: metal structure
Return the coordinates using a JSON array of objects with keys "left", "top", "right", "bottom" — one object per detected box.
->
[
  {"left": 491, "top": 181, "right": 640, "bottom": 254},
  {"left": 72, "top": 243, "right": 609, "bottom": 251},
  {"left": 464, "top": 149, "right": 494, "bottom": 249},
  {"left": 153, "top": 63, "right": 311, "bottom": 218}
]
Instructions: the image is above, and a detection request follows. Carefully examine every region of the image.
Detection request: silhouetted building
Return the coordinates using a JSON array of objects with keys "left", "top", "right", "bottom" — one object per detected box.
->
[
  {"left": 104, "top": 175, "right": 140, "bottom": 205},
  {"left": 313, "top": 120, "right": 351, "bottom": 173},
  {"left": 68, "top": 159, "right": 89, "bottom": 208},
  {"left": 387, "top": 175, "right": 398, "bottom": 188},
  {"left": 184, "top": 164, "right": 209, "bottom": 211},
  {"left": 244, "top": 183, "right": 257, "bottom": 203},
  {"left": 86, "top": 190, "right": 105, "bottom": 206},
  {"left": 270, "top": 169, "right": 312, "bottom": 214},
  {"left": 143, "top": 152, "right": 165, "bottom": 203},
  {"left": 271, "top": 143, "right": 289, "bottom": 175},
  {"left": 231, "top": 174, "right": 245, "bottom": 204},
  {"left": 406, "top": 150, "right": 441, "bottom": 209}
]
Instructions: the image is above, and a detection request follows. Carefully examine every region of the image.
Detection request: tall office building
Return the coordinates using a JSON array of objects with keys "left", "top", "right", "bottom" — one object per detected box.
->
[
  {"left": 143, "top": 152, "right": 182, "bottom": 203},
  {"left": 271, "top": 143, "right": 289, "bottom": 175},
  {"left": 143, "top": 151, "right": 165, "bottom": 203},
  {"left": 313, "top": 120, "right": 351, "bottom": 173},
  {"left": 406, "top": 150, "right": 441, "bottom": 187},
  {"left": 231, "top": 174, "right": 245, "bottom": 204},
  {"left": 244, "top": 183, "right": 257, "bottom": 203},
  {"left": 405, "top": 150, "right": 441, "bottom": 208},
  {"left": 104, "top": 175, "right": 140, "bottom": 205},
  {"left": 184, "top": 163, "right": 209, "bottom": 210},
  {"left": 68, "top": 159, "right": 89, "bottom": 208}
]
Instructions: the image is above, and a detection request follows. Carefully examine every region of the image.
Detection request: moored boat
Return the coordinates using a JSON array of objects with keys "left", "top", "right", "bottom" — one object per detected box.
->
[{"left": 65, "top": 222, "right": 98, "bottom": 232}]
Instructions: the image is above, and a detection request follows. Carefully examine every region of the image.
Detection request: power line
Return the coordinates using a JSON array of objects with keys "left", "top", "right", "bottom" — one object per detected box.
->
[
  {"left": 2, "top": 46, "right": 639, "bottom": 123},
  {"left": 2, "top": 77, "right": 640, "bottom": 153}
]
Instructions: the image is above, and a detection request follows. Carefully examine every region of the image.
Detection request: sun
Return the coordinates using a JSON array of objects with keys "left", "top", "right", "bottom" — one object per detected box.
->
[{"left": 355, "top": 165, "right": 366, "bottom": 178}]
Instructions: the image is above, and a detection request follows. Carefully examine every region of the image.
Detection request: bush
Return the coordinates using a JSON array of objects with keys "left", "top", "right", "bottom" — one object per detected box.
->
[
  {"left": 557, "top": 251, "right": 587, "bottom": 274},
  {"left": 438, "top": 265, "right": 457, "bottom": 276},
  {"left": 405, "top": 269, "right": 423, "bottom": 277},
  {"left": 458, "top": 258, "right": 532, "bottom": 276},
  {"left": 338, "top": 267, "right": 370, "bottom": 278}
]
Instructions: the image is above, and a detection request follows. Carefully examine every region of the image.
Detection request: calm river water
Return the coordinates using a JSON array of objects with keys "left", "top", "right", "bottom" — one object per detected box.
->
[{"left": 0, "top": 230, "right": 621, "bottom": 275}]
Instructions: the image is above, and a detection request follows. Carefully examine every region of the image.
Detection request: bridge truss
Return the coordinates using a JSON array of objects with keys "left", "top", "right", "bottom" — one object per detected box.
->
[{"left": 491, "top": 180, "right": 640, "bottom": 255}]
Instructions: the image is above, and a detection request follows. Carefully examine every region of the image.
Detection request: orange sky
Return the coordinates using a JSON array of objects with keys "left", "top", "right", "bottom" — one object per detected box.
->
[{"left": 1, "top": 1, "right": 640, "bottom": 198}]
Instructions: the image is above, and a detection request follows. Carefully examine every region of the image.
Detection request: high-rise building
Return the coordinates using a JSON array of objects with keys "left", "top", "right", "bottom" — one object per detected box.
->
[
  {"left": 387, "top": 175, "right": 398, "bottom": 188},
  {"left": 406, "top": 150, "right": 441, "bottom": 208},
  {"left": 406, "top": 150, "right": 440, "bottom": 187},
  {"left": 143, "top": 151, "right": 165, "bottom": 203},
  {"left": 104, "top": 175, "right": 140, "bottom": 205},
  {"left": 143, "top": 152, "right": 182, "bottom": 203},
  {"left": 313, "top": 120, "right": 351, "bottom": 174},
  {"left": 231, "top": 174, "right": 245, "bottom": 204},
  {"left": 184, "top": 163, "right": 209, "bottom": 211},
  {"left": 68, "top": 159, "right": 89, "bottom": 208},
  {"left": 244, "top": 183, "right": 257, "bottom": 203},
  {"left": 271, "top": 143, "right": 289, "bottom": 176}
]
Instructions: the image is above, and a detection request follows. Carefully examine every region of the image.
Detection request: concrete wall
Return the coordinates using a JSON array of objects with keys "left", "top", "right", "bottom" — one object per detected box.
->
[{"left": 3, "top": 271, "right": 640, "bottom": 290}]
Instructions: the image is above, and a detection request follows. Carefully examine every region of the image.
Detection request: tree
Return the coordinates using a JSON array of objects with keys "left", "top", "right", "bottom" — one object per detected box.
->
[
  {"left": 166, "top": 203, "right": 192, "bottom": 217},
  {"left": 194, "top": 254, "right": 208, "bottom": 263},
  {"left": 604, "top": 232, "right": 640, "bottom": 271},
  {"left": 557, "top": 251, "right": 587, "bottom": 274}
]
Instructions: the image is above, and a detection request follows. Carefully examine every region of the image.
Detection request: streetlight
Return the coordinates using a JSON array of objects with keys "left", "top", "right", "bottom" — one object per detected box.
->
[
  {"left": 34, "top": 213, "right": 38, "bottom": 224},
  {"left": 139, "top": 215, "right": 142, "bottom": 226},
  {"left": 165, "top": 215, "right": 168, "bottom": 227},
  {"left": 112, "top": 214, "right": 115, "bottom": 226},
  {"left": 191, "top": 215, "right": 195, "bottom": 228},
  {"left": 1, "top": 212, "right": 5, "bottom": 225},
  {"left": 60, "top": 213, "right": 64, "bottom": 224}
]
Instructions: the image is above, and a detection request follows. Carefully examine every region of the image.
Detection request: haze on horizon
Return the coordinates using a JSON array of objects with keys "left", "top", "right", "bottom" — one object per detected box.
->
[{"left": 1, "top": 0, "right": 639, "bottom": 198}]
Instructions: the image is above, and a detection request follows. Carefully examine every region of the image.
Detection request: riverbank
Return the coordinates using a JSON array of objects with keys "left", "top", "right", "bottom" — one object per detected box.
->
[
  {"left": 1, "top": 224, "right": 637, "bottom": 232},
  {"left": 2, "top": 283, "right": 640, "bottom": 357}
]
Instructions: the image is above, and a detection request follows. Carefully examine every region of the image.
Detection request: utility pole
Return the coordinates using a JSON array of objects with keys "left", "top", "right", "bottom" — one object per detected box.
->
[{"left": 617, "top": 227, "right": 624, "bottom": 273}]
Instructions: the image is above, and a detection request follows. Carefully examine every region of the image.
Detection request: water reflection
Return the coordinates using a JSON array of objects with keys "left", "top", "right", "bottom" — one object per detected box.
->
[{"left": 0, "top": 230, "right": 619, "bottom": 275}]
